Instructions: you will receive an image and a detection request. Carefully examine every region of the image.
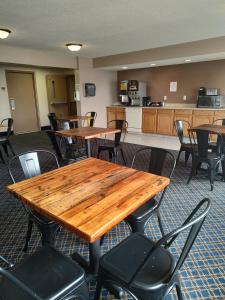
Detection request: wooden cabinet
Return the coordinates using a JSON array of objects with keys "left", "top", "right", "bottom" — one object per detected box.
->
[
  {"left": 157, "top": 109, "right": 174, "bottom": 135},
  {"left": 173, "top": 109, "right": 193, "bottom": 136},
  {"left": 46, "top": 75, "right": 68, "bottom": 104},
  {"left": 142, "top": 108, "right": 157, "bottom": 133},
  {"left": 192, "top": 110, "right": 214, "bottom": 127},
  {"left": 106, "top": 107, "right": 126, "bottom": 127},
  {"left": 214, "top": 110, "right": 225, "bottom": 123}
]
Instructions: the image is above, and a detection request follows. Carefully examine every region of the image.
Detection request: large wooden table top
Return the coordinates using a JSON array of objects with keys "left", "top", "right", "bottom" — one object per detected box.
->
[
  {"left": 7, "top": 158, "right": 170, "bottom": 243},
  {"left": 56, "top": 126, "right": 121, "bottom": 140},
  {"left": 190, "top": 124, "right": 225, "bottom": 135},
  {"left": 56, "top": 115, "right": 94, "bottom": 122}
]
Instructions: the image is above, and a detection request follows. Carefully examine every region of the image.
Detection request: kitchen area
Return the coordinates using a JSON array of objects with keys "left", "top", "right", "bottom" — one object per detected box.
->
[{"left": 107, "top": 59, "right": 225, "bottom": 139}]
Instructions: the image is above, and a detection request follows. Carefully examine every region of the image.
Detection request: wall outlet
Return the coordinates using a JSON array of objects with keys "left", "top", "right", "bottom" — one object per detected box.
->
[
  {"left": 183, "top": 95, "right": 187, "bottom": 101},
  {"left": 163, "top": 95, "right": 167, "bottom": 101}
]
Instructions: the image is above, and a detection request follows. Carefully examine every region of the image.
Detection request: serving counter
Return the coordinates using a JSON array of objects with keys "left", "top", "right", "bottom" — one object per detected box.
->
[{"left": 107, "top": 106, "right": 225, "bottom": 136}]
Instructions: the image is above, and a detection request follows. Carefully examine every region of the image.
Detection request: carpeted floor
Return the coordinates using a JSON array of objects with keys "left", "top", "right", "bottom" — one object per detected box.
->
[{"left": 0, "top": 131, "right": 224, "bottom": 299}]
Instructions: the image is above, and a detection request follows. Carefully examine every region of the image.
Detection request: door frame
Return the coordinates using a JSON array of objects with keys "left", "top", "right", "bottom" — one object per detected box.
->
[{"left": 5, "top": 70, "right": 41, "bottom": 132}]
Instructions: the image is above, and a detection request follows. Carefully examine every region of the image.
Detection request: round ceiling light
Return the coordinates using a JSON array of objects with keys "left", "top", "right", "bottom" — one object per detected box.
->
[
  {"left": 66, "top": 43, "right": 82, "bottom": 51},
  {"left": 0, "top": 29, "right": 11, "bottom": 39}
]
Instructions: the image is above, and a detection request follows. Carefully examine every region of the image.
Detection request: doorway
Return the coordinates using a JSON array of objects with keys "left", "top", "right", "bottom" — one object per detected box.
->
[{"left": 6, "top": 71, "right": 39, "bottom": 134}]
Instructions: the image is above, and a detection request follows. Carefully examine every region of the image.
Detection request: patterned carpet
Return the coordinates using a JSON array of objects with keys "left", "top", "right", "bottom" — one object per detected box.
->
[{"left": 0, "top": 131, "right": 224, "bottom": 299}]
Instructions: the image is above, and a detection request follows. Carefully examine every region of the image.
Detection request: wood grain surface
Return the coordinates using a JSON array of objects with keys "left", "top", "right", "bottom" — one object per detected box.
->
[
  {"left": 190, "top": 124, "right": 225, "bottom": 135},
  {"left": 56, "top": 115, "right": 93, "bottom": 122},
  {"left": 56, "top": 127, "right": 121, "bottom": 139},
  {"left": 7, "top": 158, "right": 170, "bottom": 243}
]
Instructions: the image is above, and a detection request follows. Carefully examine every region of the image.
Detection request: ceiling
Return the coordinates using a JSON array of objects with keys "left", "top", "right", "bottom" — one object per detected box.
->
[{"left": 1, "top": 0, "right": 225, "bottom": 61}]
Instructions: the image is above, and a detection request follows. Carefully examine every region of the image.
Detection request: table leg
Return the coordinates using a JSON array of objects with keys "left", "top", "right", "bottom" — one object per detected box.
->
[
  {"left": 71, "top": 239, "right": 101, "bottom": 276},
  {"left": 86, "top": 139, "right": 91, "bottom": 157},
  {"left": 89, "top": 239, "right": 101, "bottom": 275}
]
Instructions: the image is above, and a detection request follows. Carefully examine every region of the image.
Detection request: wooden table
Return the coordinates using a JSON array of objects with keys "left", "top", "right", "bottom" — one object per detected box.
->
[
  {"left": 56, "top": 115, "right": 94, "bottom": 128},
  {"left": 7, "top": 158, "right": 170, "bottom": 274},
  {"left": 56, "top": 127, "right": 121, "bottom": 157},
  {"left": 190, "top": 124, "right": 225, "bottom": 135}
]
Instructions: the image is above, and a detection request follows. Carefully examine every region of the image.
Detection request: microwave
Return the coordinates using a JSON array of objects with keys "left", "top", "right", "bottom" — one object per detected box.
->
[{"left": 197, "top": 96, "right": 225, "bottom": 108}]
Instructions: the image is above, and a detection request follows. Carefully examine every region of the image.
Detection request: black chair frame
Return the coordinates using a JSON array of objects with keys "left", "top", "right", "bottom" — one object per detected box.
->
[
  {"left": 187, "top": 129, "right": 225, "bottom": 191},
  {"left": 174, "top": 120, "right": 197, "bottom": 166},
  {"left": 82, "top": 111, "right": 97, "bottom": 127},
  {"left": 0, "top": 118, "right": 15, "bottom": 163},
  {"left": 0, "top": 246, "right": 89, "bottom": 300},
  {"left": 97, "top": 119, "right": 128, "bottom": 164},
  {"left": 125, "top": 146, "right": 176, "bottom": 236},
  {"left": 95, "top": 198, "right": 211, "bottom": 300},
  {"left": 8, "top": 150, "right": 61, "bottom": 251}
]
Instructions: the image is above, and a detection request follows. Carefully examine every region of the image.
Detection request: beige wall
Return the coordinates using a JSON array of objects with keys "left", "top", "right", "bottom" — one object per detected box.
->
[
  {"left": 79, "top": 58, "right": 117, "bottom": 127},
  {"left": 118, "top": 59, "right": 225, "bottom": 104},
  {"left": 0, "top": 45, "right": 77, "bottom": 69},
  {"left": 0, "top": 65, "right": 73, "bottom": 127}
]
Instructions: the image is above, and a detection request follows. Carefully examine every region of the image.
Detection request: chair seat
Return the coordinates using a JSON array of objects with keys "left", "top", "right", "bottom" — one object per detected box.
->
[
  {"left": 181, "top": 143, "right": 198, "bottom": 152},
  {"left": 0, "top": 137, "right": 7, "bottom": 143},
  {"left": 98, "top": 143, "right": 121, "bottom": 151},
  {"left": 126, "top": 198, "right": 157, "bottom": 222},
  {"left": 2, "top": 246, "right": 85, "bottom": 300},
  {"left": 100, "top": 233, "right": 175, "bottom": 289}
]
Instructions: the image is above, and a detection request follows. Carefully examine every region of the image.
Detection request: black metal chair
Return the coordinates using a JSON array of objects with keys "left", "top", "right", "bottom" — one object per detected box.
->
[
  {"left": 46, "top": 130, "right": 78, "bottom": 165},
  {"left": 95, "top": 198, "right": 211, "bottom": 300},
  {"left": 187, "top": 129, "right": 225, "bottom": 191},
  {"left": 0, "top": 118, "right": 15, "bottom": 162},
  {"left": 97, "top": 119, "right": 128, "bottom": 164},
  {"left": 48, "top": 113, "right": 59, "bottom": 131},
  {"left": 8, "top": 150, "right": 61, "bottom": 251},
  {"left": 125, "top": 147, "right": 176, "bottom": 236},
  {"left": 0, "top": 245, "right": 89, "bottom": 300},
  {"left": 209, "top": 118, "right": 225, "bottom": 153},
  {"left": 174, "top": 120, "right": 197, "bottom": 165},
  {"left": 82, "top": 111, "right": 97, "bottom": 127}
]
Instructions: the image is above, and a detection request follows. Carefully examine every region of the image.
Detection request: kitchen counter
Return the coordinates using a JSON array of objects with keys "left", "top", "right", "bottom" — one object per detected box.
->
[{"left": 110, "top": 105, "right": 225, "bottom": 110}]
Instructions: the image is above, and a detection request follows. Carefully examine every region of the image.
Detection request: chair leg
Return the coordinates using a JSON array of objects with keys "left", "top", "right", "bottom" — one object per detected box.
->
[
  {"left": 0, "top": 148, "right": 5, "bottom": 163},
  {"left": 2, "top": 143, "right": 9, "bottom": 157},
  {"left": 208, "top": 163, "right": 215, "bottom": 191},
  {"left": 176, "top": 149, "right": 182, "bottom": 165},
  {"left": 187, "top": 159, "right": 197, "bottom": 184},
  {"left": 7, "top": 140, "right": 15, "bottom": 156},
  {"left": 120, "top": 148, "right": 126, "bottom": 166},
  {"left": 176, "top": 283, "right": 184, "bottom": 300},
  {"left": 184, "top": 151, "right": 190, "bottom": 166},
  {"left": 157, "top": 211, "right": 165, "bottom": 237},
  {"left": 95, "top": 278, "right": 103, "bottom": 300},
  {"left": 23, "top": 219, "right": 33, "bottom": 252},
  {"left": 97, "top": 148, "right": 101, "bottom": 159}
]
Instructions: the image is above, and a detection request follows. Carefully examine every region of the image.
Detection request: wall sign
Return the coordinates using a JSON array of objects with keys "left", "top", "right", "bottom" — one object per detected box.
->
[{"left": 170, "top": 81, "right": 177, "bottom": 92}]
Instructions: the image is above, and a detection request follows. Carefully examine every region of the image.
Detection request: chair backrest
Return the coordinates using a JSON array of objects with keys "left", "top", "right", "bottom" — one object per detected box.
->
[
  {"left": 174, "top": 120, "right": 191, "bottom": 145},
  {"left": 83, "top": 111, "right": 97, "bottom": 127},
  {"left": 107, "top": 119, "right": 128, "bottom": 146},
  {"left": 131, "top": 146, "right": 176, "bottom": 178},
  {"left": 1, "top": 118, "right": 13, "bottom": 139},
  {"left": 48, "top": 113, "right": 58, "bottom": 131},
  {"left": 213, "top": 118, "right": 225, "bottom": 126},
  {"left": 130, "top": 198, "right": 211, "bottom": 285},
  {"left": 8, "top": 150, "right": 59, "bottom": 183},
  {"left": 192, "top": 129, "right": 223, "bottom": 157}
]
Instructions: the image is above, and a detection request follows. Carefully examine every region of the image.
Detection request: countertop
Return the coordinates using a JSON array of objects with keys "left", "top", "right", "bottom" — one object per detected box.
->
[{"left": 109, "top": 105, "right": 225, "bottom": 111}]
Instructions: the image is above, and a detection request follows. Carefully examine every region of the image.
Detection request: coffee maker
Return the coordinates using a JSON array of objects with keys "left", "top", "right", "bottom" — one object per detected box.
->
[{"left": 142, "top": 96, "right": 151, "bottom": 106}]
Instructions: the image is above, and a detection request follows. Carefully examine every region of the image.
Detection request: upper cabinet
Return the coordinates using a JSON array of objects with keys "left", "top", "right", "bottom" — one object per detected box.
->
[{"left": 46, "top": 75, "right": 68, "bottom": 104}]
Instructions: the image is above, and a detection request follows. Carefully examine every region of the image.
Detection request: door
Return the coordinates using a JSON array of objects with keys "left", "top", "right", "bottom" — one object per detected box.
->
[
  {"left": 157, "top": 109, "right": 174, "bottom": 135},
  {"left": 142, "top": 108, "right": 157, "bottom": 133},
  {"left": 6, "top": 71, "right": 39, "bottom": 134}
]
